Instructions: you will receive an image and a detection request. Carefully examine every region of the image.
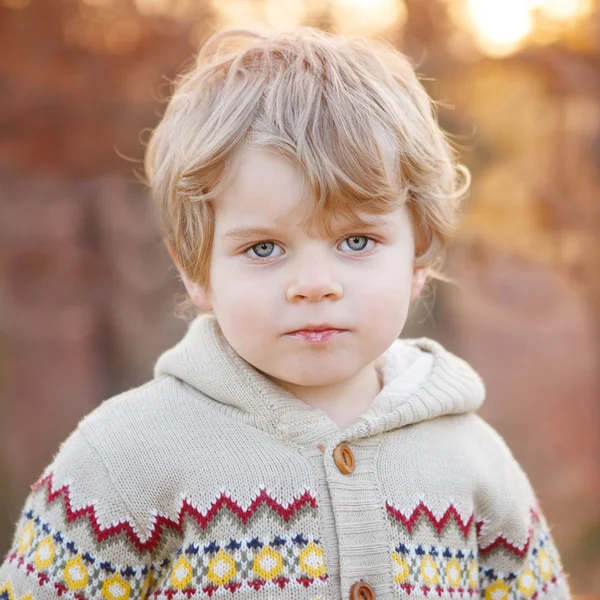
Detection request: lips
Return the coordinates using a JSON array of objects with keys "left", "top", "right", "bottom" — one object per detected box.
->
[
  {"left": 285, "top": 328, "right": 348, "bottom": 342},
  {"left": 287, "top": 324, "right": 345, "bottom": 334}
]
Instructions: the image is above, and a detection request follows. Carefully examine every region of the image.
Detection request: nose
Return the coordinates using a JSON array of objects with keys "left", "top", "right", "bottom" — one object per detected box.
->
[{"left": 286, "top": 254, "right": 343, "bottom": 303}]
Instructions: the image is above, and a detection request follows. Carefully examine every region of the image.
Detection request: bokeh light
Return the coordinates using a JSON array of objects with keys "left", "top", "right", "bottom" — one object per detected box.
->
[
  {"left": 542, "top": 0, "right": 592, "bottom": 21},
  {"left": 331, "top": 0, "right": 406, "bottom": 35},
  {"left": 462, "top": 0, "right": 534, "bottom": 56},
  {"left": 212, "top": 0, "right": 267, "bottom": 29},
  {"left": 264, "top": 0, "right": 306, "bottom": 28},
  {"left": 459, "top": 0, "right": 594, "bottom": 56},
  {"left": 210, "top": 0, "right": 406, "bottom": 35}
]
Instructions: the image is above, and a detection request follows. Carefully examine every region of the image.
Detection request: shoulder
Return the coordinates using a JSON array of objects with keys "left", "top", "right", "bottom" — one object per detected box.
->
[
  {"left": 425, "top": 413, "right": 539, "bottom": 522},
  {"left": 384, "top": 413, "right": 542, "bottom": 556},
  {"left": 74, "top": 374, "right": 232, "bottom": 489},
  {"left": 77, "top": 374, "right": 228, "bottom": 451},
  {"left": 31, "top": 376, "right": 186, "bottom": 510},
  {"left": 78, "top": 375, "right": 183, "bottom": 435},
  {"left": 389, "top": 413, "right": 536, "bottom": 505},
  {"left": 390, "top": 411, "right": 505, "bottom": 454},
  {"left": 0, "top": 386, "right": 178, "bottom": 599},
  {"left": 406, "top": 412, "right": 522, "bottom": 462},
  {"left": 454, "top": 414, "right": 535, "bottom": 496},
  {"left": 28, "top": 374, "right": 233, "bottom": 551}
]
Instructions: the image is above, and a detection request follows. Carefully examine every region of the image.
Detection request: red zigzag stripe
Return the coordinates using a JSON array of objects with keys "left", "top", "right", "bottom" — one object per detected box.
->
[
  {"left": 386, "top": 500, "right": 474, "bottom": 537},
  {"left": 476, "top": 508, "right": 540, "bottom": 559},
  {"left": 386, "top": 500, "right": 541, "bottom": 559},
  {"left": 31, "top": 473, "right": 318, "bottom": 554}
]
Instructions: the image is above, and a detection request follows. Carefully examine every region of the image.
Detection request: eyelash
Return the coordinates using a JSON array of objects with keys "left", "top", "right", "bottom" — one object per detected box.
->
[{"left": 241, "top": 235, "right": 380, "bottom": 263}]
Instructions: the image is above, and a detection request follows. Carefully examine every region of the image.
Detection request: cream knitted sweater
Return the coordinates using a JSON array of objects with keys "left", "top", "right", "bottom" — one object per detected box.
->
[{"left": 0, "top": 314, "right": 571, "bottom": 600}]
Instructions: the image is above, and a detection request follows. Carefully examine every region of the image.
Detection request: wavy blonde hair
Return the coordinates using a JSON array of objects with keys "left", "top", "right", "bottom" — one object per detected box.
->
[{"left": 144, "top": 27, "right": 469, "bottom": 306}]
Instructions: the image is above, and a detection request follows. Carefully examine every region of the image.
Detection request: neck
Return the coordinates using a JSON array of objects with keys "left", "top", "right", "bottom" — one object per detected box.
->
[{"left": 267, "top": 358, "right": 384, "bottom": 431}]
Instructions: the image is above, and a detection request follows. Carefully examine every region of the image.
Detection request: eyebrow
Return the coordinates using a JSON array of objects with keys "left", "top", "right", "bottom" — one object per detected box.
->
[
  {"left": 223, "top": 219, "right": 391, "bottom": 240},
  {"left": 223, "top": 226, "right": 282, "bottom": 240}
]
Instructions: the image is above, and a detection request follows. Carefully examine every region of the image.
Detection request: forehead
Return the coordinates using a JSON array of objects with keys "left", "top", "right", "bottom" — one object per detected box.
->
[
  {"left": 215, "top": 147, "right": 304, "bottom": 223},
  {"left": 214, "top": 146, "right": 394, "bottom": 234}
]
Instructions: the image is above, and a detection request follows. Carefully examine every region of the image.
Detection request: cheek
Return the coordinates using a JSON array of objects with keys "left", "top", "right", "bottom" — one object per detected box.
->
[
  {"left": 210, "top": 262, "right": 279, "bottom": 323},
  {"left": 353, "top": 258, "right": 413, "bottom": 329},
  {"left": 210, "top": 259, "right": 250, "bottom": 301},
  {"left": 361, "top": 283, "right": 411, "bottom": 327},
  {"left": 358, "top": 252, "right": 414, "bottom": 300}
]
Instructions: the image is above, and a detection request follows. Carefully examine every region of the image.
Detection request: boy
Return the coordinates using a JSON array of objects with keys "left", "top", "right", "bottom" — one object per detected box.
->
[{"left": 0, "top": 28, "right": 571, "bottom": 600}]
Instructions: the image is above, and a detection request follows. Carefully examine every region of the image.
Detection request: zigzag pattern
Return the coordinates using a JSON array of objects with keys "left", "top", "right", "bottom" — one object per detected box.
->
[
  {"left": 31, "top": 472, "right": 318, "bottom": 554},
  {"left": 386, "top": 500, "right": 474, "bottom": 538},
  {"left": 476, "top": 508, "right": 540, "bottom": 559},
  {"left": 386, "top": 500, "right": 541, "bottom": 560}
]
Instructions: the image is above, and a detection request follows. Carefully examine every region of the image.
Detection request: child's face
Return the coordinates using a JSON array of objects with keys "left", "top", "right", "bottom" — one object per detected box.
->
[{"left": 178, "top": 146, "right": 426, "bottom": 389}]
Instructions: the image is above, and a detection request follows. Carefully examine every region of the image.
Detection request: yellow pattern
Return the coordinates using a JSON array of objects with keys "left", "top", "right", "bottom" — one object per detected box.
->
[
  {"left": 518, "top": 568, "right": 536, "bottom": 597},
  {"left": 140, "top": 572, "right": 154, "bottom": 599},
  {"left": 0, "top": 579, "right": 33, "bottom": 600},
  {"left": 169, "top": 555, "right": 194, "bottom": 589},
  {"left": 17, "top": 523, "right": 34, "bottom": 556},
  {"left": 420, "top": 555, "right": 439, "bottom": 585},
  {"left": 446, "top": 557, "right": 462, "bottom": 587},
  {"left": 538, "top": 550, "right": 553, "bottom": 581},
  {"left": 0, "top": 580, "right": 15, "bottom": 600},
  {"left": 207, "top": 549, "right": 237, "bottom": 585},
  {"left": 485, "top": 581, "right": 509, "bottom": 600},
  {"left": 391, "top": 551, "right": 410, "bottom": 583},
  {"left": 467, "top": 561, "right": 478, "bottom": 588},
  {"left": 64, "top": 555, "right": 89, "bottom": 590},
  {"left": 253, "top": 546, "right": 284, "bottom": 580},
  {"left": 102, "top": 573, "right": 132, "bottom": 600},
  {"left": 33, "top": 537, "right": 56, "bottom": 570},
  {"left": 298, "top": 542, "right": 326, "bottom": 577}
]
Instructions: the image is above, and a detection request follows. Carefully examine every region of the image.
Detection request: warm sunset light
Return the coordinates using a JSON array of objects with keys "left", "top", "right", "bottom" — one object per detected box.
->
[
  {"left": 134, "top": 0, "right": 176, "bottom": 17},
  {"left": 212, "top": 0, "right": 265, "bottom": 29},
  {"left": 332, "top": 0, "right": 406, "bottom": 34},
  {"left": 211, "top": 0, "right": 406, "bottom": 34},
  {"left": 541, "top": 0, "right": 592, "bottom": 21},
  {"left": 264, "top": 0, "right": 307, "bottom": 28},
  {"left": 463, "top": 0, "right": 533, "bottom": 56},
  {"left": 461, "top": 0, "right": 593, "bottom": 56}
]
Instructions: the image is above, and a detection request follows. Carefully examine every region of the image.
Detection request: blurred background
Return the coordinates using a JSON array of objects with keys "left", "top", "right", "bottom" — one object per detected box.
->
[{"left": 0, "top": 0, "right": 599, "bottom": 594}]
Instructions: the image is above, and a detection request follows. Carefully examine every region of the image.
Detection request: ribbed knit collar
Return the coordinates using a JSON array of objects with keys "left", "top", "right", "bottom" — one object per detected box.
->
[{"left": 154, "top": 313, "right": 486, "bottom": 447}]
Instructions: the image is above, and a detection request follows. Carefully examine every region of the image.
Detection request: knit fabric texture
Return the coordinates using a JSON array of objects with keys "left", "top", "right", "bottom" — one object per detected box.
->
[{"left": 0, "top": 313, "right": 572, "bottom": 600}]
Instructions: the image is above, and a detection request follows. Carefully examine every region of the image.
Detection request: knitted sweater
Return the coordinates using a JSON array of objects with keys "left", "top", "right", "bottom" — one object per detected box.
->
[{"left": 0, "top": 314, "right": 571, "bottom": 600}]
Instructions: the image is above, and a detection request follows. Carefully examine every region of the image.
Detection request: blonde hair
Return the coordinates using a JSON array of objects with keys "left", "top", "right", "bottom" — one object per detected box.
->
[{"left": 144, "top": 27, "right": 469, "bottom": 306}]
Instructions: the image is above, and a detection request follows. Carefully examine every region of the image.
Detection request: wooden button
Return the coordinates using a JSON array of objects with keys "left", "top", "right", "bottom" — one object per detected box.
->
[
  {"left": 349, "top": 581, "right": 375, "bottom": 600},
  {"left": 333, "top": 442, "right": 355, "bottom": 474}
]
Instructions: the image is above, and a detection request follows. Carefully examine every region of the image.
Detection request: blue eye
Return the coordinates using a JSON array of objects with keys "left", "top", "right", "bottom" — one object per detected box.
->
[
  {"left": 338, "top": 236, "right": 376, "bottom": 253},
  {"left": 242, "top": 235, "right": 377, "bottom": 262},
  {"left": 245, "top": 242, "right": 283, "bottom": 260},
  {"left": 252, "top": 242, "right": 273, "bottom": 257},
  {"left": 342, "top": 236, "right": 369, "bottom": 252}
]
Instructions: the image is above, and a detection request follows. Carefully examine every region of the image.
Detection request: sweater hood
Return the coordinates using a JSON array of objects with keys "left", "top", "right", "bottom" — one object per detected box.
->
[{"left": 154, "top": 313, "right": 486, "bottom": 446}]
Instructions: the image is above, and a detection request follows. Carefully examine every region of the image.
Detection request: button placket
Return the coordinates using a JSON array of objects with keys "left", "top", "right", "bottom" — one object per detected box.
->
[{"left": 323, "top": 437, "right": 395, "bottom": 599}]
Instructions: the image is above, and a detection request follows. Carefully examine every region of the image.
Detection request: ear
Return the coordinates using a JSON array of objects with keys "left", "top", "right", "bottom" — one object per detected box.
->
[
  {"left": 410, "top": 267, "right": 427, "bottom": 301},
  {"left": 167, "top": 244, "right": 213, "bottom": 312}
]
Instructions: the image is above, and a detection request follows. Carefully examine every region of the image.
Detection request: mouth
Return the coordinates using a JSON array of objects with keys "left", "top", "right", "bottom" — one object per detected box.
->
[{"left": 284, "top": 327, "right": 349, "bottom": 343}]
